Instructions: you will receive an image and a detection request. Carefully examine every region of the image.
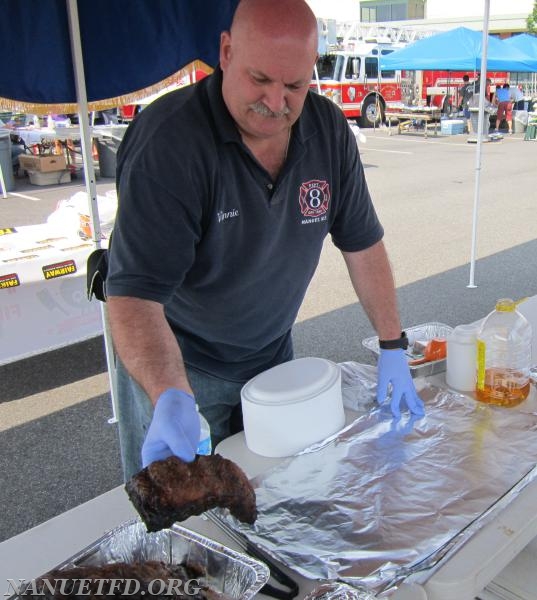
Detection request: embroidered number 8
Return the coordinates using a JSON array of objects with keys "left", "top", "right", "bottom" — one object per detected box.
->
[{"left": 308, "top": 188, "right": 322, "bottom": 208}]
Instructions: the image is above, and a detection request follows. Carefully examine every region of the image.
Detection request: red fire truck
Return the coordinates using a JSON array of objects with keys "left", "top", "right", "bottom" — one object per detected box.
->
[
  {"left": 311, "top": 43, "right": 506, "bottom": 127},
  {"left": 312, "top": 42, "right": 406, "bottom": 127}
]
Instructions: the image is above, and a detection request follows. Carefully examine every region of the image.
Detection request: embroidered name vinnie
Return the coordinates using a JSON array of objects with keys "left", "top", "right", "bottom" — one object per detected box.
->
[{"left": 217, "top": 209, "right": 239, "bottom": 223}]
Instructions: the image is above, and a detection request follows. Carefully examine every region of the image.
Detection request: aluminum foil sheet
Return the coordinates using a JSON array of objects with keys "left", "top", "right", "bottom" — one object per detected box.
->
[
  {"left": 362, "top": 322, "right": 453, "bottom": 378},
  {"left": 13, "top": 520, "right": 268, "bottom": 600},
  {"left": 303, "top": 582, "right": 376, "bottom": 600},
  {"left": 224, "top": 363, "right": 537, "bottom": 595}
]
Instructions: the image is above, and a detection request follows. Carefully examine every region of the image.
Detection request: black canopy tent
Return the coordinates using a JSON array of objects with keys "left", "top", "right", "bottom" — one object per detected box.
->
[{"left": 0, "top": 0, "right": 239, "bottom": 418}]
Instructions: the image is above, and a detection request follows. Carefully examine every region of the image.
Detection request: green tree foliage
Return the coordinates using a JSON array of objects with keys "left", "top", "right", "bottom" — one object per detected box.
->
[{"left": 528, "top": 0, "right": 537, "bottom": 33}]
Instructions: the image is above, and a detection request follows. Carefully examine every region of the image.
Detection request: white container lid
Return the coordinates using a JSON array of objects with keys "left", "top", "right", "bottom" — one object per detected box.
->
[
  {"left": 242, "top": 357, "right": 340, "bottom": 406},
  {"left": 450, "top": 323, "right": 479, "bottom": 343}
]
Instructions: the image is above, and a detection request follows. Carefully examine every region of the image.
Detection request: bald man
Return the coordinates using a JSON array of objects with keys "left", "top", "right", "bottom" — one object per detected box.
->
[{"left": 107, "top": 0, "right": 423, "bottom": 479}]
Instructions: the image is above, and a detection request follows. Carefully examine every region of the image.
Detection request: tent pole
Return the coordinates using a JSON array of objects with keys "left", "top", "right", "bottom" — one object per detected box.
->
[
  {"left": 66, "top": 0, "right": 118, "bottom": 424},
  {"left": 468, "top": 0, "right": 491, "bottom": 289},
  {"left": 0, "top": 161, "right": 7, "bottom": 199},
  {"left": 65, "top": 1, "right": 102, "bottom": 247}
]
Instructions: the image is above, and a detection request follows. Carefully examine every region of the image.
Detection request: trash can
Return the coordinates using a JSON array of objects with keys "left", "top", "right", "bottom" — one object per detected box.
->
[
  {"left": 469, "top": 108, "right": 493, "bottom": 137},
  {"left": 96, "top": 126, "right": 127, "bottom": 178},
  {"left": 0, "top": 129, "right": 15, "bottom": 192},
  {"left": 524, "top": 123, "right": 537, "bottom": 141},
  {"left": 512, "top": 110, "right": 528, "bottom": 134}
]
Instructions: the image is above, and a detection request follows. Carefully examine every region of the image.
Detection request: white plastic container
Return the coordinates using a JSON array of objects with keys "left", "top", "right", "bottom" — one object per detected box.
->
[
  {"left": 446, "top": 323, "right": 479, "bottom": 392},
  {"left": 241, "top": 357, "right": 345, "bottom": 458}
]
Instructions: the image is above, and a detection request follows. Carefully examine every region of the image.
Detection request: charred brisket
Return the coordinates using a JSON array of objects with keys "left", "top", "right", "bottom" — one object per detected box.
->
[
  {"left": 125, "top": 455, "right": 257, "bottom": 532},
  {"left": 21, "top": 561, "right": 208, "bottom": 599}
]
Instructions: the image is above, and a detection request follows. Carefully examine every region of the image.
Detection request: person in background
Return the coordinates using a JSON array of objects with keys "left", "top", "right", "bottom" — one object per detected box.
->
[
  {"left": 491, "top": 83, "right": 501, "bottom": 106},
  {"left": 474, "top": 75, "right": 494, "bottom": 104},
  {"left": 106, "top": 0, "right": 425, "bottom": 480},
  {"left": 0, "top": 115, "right": 26, "bottom": 172},
  {"left": 458, "top": 74, "right": 474, "bottom": 133},
  {"left": 494, "top": 83, "right": 513, "bottom": 133},
  {"left": 510, "top": 84, "right": 525, "bottom": 111},
  {"left": 472, "top": 73, "right": 482, "bottom": 96},
  {"left": 101, "top": 108, "right": 119, "bottom": 125}
]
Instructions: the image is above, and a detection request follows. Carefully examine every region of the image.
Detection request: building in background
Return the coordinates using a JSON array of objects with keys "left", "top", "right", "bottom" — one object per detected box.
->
[{"left": 307, "top": 0, "right": 534, "bottom": 36}]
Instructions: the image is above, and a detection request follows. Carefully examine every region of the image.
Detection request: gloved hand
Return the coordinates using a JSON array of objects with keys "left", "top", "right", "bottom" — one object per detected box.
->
[
  {"left": 141, "top": 388, "right": 201, "bottom": 468},
  {"left": 376, "top": 349, "right": 425, "bottom": 418}
]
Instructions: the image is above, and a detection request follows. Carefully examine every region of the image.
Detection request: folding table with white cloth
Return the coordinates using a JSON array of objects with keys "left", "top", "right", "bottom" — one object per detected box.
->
[{"left": 0, "top": 297, "right": 536, "bottom": 600}]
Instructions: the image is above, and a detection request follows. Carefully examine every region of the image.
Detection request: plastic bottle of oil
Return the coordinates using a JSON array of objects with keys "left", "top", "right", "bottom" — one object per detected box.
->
[{"left": 476, "top": 298, "right": 532, "bottom": 407}]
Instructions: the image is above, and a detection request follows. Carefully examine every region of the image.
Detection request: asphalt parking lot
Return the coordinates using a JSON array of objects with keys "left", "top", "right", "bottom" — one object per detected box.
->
[{"left": 1, "top": 126, "right": 536, "bottom": 542}]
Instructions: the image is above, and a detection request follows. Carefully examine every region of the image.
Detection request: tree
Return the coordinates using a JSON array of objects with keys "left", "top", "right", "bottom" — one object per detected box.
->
[{"left": 528, "top": 0, "right": 537, "bottom": 33}]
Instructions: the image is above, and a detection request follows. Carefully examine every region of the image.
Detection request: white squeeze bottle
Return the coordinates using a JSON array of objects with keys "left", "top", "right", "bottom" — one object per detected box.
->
[
  {"left": 196, "top": 407, "right": 212, "bottom": 455},
  {"left": 476, "top": 298, "right": 532, "bottom": 407}
]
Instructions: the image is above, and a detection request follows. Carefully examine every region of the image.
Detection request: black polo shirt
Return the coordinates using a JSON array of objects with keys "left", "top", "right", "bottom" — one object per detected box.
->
[{"left": 107, "top": 67, "right": 383, "bottom": 382}]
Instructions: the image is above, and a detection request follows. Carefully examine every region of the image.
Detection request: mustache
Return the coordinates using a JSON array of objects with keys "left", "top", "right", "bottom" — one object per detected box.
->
[{"left": 249, "top": 102, "right": 290, "bottom": 118}]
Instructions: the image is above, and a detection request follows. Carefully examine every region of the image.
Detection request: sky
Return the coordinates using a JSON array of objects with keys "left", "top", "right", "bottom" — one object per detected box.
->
[
  {"left": 305, "top": 0, "right": 534, "bottom": 21},
  {"left": 306, "top": 0, "right": 360, "bottom": 20}
]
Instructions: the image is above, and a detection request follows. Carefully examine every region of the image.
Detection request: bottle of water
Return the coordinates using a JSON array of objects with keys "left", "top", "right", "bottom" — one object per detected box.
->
[
  {"left": 196, "top": 407, "right": 212, "bottom": 455},
  {"left": 476, "top": 298, "right": 532, "bottom": 407}
]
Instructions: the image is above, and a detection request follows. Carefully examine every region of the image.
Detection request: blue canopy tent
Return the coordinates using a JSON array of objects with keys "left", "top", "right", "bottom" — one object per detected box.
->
[
  {"left": 503, "top": 33, "right": 537, "bottom": 56},
  {"left": 0, "top": 0, "right": 239, "bottom": 419},
  {"left": 379, "top": 24, "right": 537, "bottom": 289},
  {"left": 379, "top": 27, "right": 537, "bottom": 72},
  {"left": 502, "top": 34, "right": 537, "bottom": 110}
]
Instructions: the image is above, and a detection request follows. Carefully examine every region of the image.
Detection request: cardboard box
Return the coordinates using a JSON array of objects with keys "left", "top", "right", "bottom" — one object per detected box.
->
[
  {"left": 19, "top": 154, "right": 67, "bottom": 173},
  {"left": 27, "top": 169, "right": 71, "bottom": 186}
]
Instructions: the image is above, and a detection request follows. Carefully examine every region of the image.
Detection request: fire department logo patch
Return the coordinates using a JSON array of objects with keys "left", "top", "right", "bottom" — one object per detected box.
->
[{"left": 299, "top": 180, "right": 330, "bottom": 218}]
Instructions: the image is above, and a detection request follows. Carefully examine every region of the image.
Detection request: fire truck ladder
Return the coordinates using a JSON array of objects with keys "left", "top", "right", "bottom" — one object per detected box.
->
[{"left": 337, "top": 22, "right": 440, "bottom": 46}]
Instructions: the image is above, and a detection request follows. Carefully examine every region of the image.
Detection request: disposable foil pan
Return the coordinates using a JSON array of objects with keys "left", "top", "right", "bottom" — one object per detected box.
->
[
  {"left": 362, "top": 322, "right": 453, "bottom": 378},
  {"left": 11, "top": 519, "right": 269, "bottom": 600}
]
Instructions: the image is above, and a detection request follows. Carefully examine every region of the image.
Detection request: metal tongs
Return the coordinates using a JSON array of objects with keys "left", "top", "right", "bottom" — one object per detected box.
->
[{"left": 207, "top": 512, "right": 299, "bottom": 600}]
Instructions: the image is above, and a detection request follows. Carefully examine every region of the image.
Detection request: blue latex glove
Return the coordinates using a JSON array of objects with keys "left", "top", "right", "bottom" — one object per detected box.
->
[
  {"left": 376, "top": 349, "right": 425, "bottom": 418},
  {"left": 141, "top": 388, "right": 201, "bottom": 467}
]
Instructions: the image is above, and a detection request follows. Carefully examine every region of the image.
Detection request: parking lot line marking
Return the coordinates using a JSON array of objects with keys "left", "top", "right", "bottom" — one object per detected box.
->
[
  {"left": 363, "top": 147, "right": 412, "bottom": 155},
  {"left": 6, "top": 192, "right": 41, "bottom": 201},
  {"left": 369, "top": 135, "right": 474, "bottom": 149}
]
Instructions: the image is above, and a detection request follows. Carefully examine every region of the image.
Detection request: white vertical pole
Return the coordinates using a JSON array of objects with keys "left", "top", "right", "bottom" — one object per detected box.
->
[
  {"left": 467, "top": 0, "right": 491, "bottom": 289},
  {"left": 0, "top": 162, "right": 7, "bottom": 199},
  {"left": 66, "top": 0, "right": 118, "bottom": 423},
  {"left": 65, "top": 0, "right": 102, "bottom": 246},
  {"left": 314, "top": 64, "right": 321, "bottom": 94}
]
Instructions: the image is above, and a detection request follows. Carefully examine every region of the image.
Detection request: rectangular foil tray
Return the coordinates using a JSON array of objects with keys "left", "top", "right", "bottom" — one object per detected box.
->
[
  {"left": 362, "top": 322, "right": 453, "bottom": 378},
  {"left": 11, "top": 519, "right": 269, "bottom": 600}
]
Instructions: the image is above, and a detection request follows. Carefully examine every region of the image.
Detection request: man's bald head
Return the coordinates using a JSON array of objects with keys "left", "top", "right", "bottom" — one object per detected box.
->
[
  {"left": 220, "top": 0, "right": 319, "bottom": 141},
  {"left": 230, "top": 0, "right": 318, "bottom": 56}
]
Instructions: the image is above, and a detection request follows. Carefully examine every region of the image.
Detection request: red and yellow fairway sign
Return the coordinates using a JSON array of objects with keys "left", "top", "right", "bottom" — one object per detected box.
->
[
  {"left": 0, "top": 273, "right": 20, "bottom": 289},
  {"left": 42, "top": 259, "right": 77, "bottom": 280}
]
